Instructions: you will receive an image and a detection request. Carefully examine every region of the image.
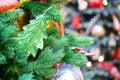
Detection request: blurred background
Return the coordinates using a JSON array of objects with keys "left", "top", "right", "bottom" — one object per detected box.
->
[{"left": 61, "top": 0, "right": 120, "bottom": 80}]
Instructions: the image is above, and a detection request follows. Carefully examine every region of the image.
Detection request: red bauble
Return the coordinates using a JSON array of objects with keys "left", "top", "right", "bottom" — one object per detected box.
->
[
  {"left": 89, "top": 0, "right": 103, "bottom": 8},
  {"left": 40, "top": 0, "right": 46, "bottom": 3},
  {"left": 111, "top": 46, "right": 120, "bottom": 60},
  {"left": 96, "top": 62, "right": 105, "bottom": 70},
  {"left": 111, "top": 67, "right": 120, "bottom": 80},
  {"left": 115, "top": 46, "right": 120, "bottom": 60},
  {"left": 96, "top": 62, "right": 113, "bottom": 72},
  {"left": 97, "top": 62, "right": 120, "bottom": 79},
  {"left": 71, "top": 16, "right": 81, "bottom": 29},
  {"left": 0, "top": 0, "right": 18, "bottom": 13}
]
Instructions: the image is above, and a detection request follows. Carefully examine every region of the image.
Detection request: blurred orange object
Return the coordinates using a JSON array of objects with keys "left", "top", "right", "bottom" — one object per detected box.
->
[
  {"left": 55, "top": 21, "right": 64, "bottom": 36},
  {"left": 0, "top": 0, "right": 18, "bottom": 13}
]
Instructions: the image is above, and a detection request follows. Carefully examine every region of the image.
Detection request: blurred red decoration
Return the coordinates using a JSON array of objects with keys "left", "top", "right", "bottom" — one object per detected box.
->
[
  {"left": 40, "top": 0, "right": 46, "bottom": 3},
  {"left": 71, "top": 16, "right": 81, "bottom": 29},
  {"left": 54, "top": 22, "right": 64, "bottom": 36},
  {"left": 0, "top": 0, "right": 18, "bottom": 13},
  {"left": 111, "top": 67, "right": 120, "bottom": 80},
  {"left": 111, "top": 46, "right": 120, "bottom": 60},
  {"left": 97, "top": 62, "right": 113, "bottom": 72},
  {"left": 89, "top": 0, "right": 103, "bottom": 8},
  {"left": 97, "top": 62, "right": 120, "bottom": 79}
]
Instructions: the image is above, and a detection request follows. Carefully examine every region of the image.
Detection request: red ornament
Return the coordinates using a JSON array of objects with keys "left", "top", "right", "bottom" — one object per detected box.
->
[
  {"left": 97, "top": 62, "right": 113, "bottom": 72},
  {"left": 0, "top": 0, "right": 18, "bottom": 13},
  {"left": 96, "top": 62, "right": 105, "bottom": 70},
  {"left": 111, "top": 67, "right": 120, "bottom": 80},
  {"left": 89, "top": 0, "right": 103, "bottom": 8},
  {"left": 115, "top": 46, "right": 120, "bottom": 60},
  {"left": 71, "top": 16, "right": 81, "bottom": 29},
  {"left": 54, "top": 21, "right": 64, "bottom": 36},
  {"left": 40, "top": 0, "right": 46, "bottom": 3},
  {"left": 111, "top": 46, "right": 120, "bottom": 60},
  {"left": 105, "top": 62, "right": 114, "bottom": 73},
  {"left": 111, "top": 50, "right": 116, "bottom": 58},
  {"left": 97, "top": 62, "right": 120, "bottom": 79}
]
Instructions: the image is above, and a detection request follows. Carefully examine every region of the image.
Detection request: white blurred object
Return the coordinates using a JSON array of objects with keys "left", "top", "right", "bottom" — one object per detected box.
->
[
  {"left": 98, "top": 55, "right": 104, "bottom": 62},
  {"left": 103, "top": 0, "right": 108, "bottom": 6},
  {"left": 51, "top": 63, "right": 84, "bottom": 80},
  {"left": 91, "top": 25, "right": 105, "bottom": 37},
  {"left": 77, "top": 0, "right": 88, "bottom": 11},
  {"left": 57, "top": 70, "right": 74, "bottom": 80},
  {"left": 108, "top": 32, "right": 116, "bottom": 47},
  {"left": 86, "top": 61, "right": 92, "bottom": 68}
]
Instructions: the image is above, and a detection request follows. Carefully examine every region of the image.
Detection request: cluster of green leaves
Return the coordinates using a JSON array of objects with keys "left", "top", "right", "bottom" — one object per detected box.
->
[
  {"left": 0, "top": 9, "right": 24, "bottom": 79},
  {"left": 0, "top": 54, "right": 6, "bottom": 64},
  {"left": 22, "top": 0, "right": 67, "bottom": 17},
  {"left": 16, "top": 26, "right": 93, "bottom": 80},
  {"left": 22, "top": 2, "right": 48, "bottom": 17},
  {"left": 16, "top": 5, "right": 62, "bottom": 57},
  {"left": 0, "top": 9, "right": 24, "bottom": 63},
  {"left": 45, "top": 0, "right": 67, "bottom": 4},
  {"left": 0, "top": 1, "right": 94, "bottom": 80}
]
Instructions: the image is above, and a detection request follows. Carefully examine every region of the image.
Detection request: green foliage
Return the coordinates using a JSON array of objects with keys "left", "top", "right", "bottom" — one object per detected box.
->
[
  {"left": 2, "top": 40, "right": 16, "bottom": 58},
  {"left": 45, "top": 34, "right": 94, "bottom": 47},
  {"left": 0, "top": 9, "right": 24, "bottom": 59},
  {"left": 0, "top": 9, "right": 23, "bottom": 62},
  {"left": 0, "top": 8, "right": 24, "bottom": 25},
  {"left": 22, "top": 1, "right": 63, "bottom": 21},
  {"left": 35, "top": 47, "right": 65, "bottom": 69},
  {"left": 22, "top": 2, "right": 48, "bottom": 17},
  {"left": 55, "top": 35, "right": 94, "bottom": 47},
  {"left": 45, "top": 5, "right": 63, "bottom": 22},
  {"left": 62, "top": 48, "right": 88, "bottom": 67},
  {"left": 1, "top": 26, "right": 17, "bottom": 41},
  {"left": 44, "top": 29, "right": 93, "bottom": 67},
  {"left": 0, "top": 1, "right": 94, "bottom": 80},
  {"left": 16, "top": 46, "right": 65, "bottom": 78},
  {"left": 18, "top": 73, "right": 34, "bottom": 80},
  {"left": 16, "top": 5, "right": 62, "bottom": 57},
  {"left": 47, "top": 26, "right": 58, "bottom": 36},
  {"left": 0, "top": 54, "right": 6, "bottom": 64},
  {"left": 0, "top": 9, "right": 24, "bottom": 79},
  {"left": 46, "top": 0, "right": 67, "bottom": 4},
  {"left": 0, "top": 8, "right": 24, "bottom": 38}
]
